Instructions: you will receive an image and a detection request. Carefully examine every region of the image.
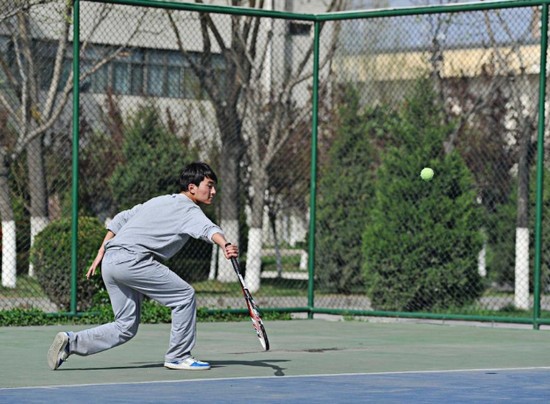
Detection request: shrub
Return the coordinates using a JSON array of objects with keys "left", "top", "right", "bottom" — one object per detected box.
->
[
  {"left": 31, "top": 216, "right": 106, "bottom": 311},
  {"left": 362, "top": 80, "right": 484, "bottom": 311}
]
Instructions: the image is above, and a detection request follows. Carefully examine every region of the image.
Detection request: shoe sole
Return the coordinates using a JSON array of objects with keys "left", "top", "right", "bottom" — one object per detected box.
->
[
  {"left": 164, "top": 363, "right": 211, "bottom": 371},
  {"left": 47, "top": 332, "right": 69, "bottom": 370}
]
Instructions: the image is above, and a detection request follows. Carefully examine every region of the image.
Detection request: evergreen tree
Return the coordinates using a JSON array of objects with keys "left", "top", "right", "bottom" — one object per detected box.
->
[
  {"left": 110, "top": 106, "right": 194, "bottom": 208},
  {"left": 362, "top": 80, "right": 484, "bottom": 311},
  {"left": 316, "top": 86, "right": 391, "bottom": 293}
]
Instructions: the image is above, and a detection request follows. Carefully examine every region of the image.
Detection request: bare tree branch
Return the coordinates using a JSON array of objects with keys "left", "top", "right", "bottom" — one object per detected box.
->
[
  {"left": 0, "top": 0, "right": 54, "bottom": 21},
  {"left": 5, "top": 4, "right": 148, "bottom": 156},
  {"left": 42, "top": 0, "right": 71, "bottom": 119}
]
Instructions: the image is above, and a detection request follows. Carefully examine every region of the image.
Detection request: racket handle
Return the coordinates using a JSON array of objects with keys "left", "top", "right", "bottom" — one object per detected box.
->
[
  {"left": 230, "top": 256, "right": 240, "bottom": 273},
  {"left": 225, "top": 243, "right": 240, "bottom": 272}
]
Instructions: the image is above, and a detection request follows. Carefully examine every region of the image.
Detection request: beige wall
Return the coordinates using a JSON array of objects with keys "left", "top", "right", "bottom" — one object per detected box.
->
[{"left": 336, "top": 45, "right": 541, "bottom": 81}]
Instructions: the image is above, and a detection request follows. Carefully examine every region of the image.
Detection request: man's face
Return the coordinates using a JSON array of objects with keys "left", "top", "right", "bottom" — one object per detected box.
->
[{"left": 189, "top": 177, "right": 216, "bottom": 205}]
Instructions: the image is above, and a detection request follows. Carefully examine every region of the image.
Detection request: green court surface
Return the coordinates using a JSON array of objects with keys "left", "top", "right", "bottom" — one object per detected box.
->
[{"left": 1, "top": 319, "right": 549, "bottom": 390}]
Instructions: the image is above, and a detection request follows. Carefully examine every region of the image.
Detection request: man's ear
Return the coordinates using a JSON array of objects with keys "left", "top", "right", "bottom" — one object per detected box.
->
[{"left": 188, "top": 183, "right": 197, "bottom": 194}]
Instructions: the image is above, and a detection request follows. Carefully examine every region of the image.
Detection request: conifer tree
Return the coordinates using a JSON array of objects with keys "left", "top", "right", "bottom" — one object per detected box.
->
[{"left": 363, "top": 80, "right": 483, "bottom": 311}]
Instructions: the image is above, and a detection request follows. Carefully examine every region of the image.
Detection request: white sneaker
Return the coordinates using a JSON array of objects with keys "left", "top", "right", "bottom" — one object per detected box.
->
[
  {"left": 47, "top": 332, "right": 70, "bottom": 370},
  {"left": 164, "top": 357, "right": 211, "bottom": 371}
]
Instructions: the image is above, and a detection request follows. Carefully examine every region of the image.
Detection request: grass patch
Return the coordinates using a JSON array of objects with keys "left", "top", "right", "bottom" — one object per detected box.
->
[
  {"left": 261, "top": 253, "right": 303, "bottom": 272},
  {"left": 0, "top": 275, "right": 48, "bottom": 298},
  {"left": 193, "top": 278, "right": 308, "bottom": 297}
]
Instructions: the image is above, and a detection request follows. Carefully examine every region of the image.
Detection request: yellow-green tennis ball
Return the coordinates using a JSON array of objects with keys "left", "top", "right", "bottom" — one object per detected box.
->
[{"left": 420, "top": 167, "right": 434, "bottom": 181}]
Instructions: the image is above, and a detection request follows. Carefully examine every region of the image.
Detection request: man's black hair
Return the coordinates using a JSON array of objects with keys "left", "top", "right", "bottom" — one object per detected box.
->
[{"left": 179, "top": 162, "right": 218, "bottom": 192}]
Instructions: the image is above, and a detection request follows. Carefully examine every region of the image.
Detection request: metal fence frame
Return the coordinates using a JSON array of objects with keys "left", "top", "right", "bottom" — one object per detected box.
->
[{"left": 68, "top": 0, "right": 550, "bottom": 329}]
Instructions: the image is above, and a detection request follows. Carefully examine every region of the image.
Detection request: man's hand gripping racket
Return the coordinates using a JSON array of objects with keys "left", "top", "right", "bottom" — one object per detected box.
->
[{"left": 226, "top": 244, "right": 270, "bottom": 351}]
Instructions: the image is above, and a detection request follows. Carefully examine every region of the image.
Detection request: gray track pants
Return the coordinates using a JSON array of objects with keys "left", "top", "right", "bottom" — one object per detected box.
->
[{"left": 69, "top": 248, "right": 196, "bottom": 362}]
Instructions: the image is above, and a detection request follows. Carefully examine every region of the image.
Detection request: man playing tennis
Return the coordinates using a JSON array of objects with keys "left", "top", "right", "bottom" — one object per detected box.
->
[{"left": 47, "top": 162, "right": 238, "bottom": 371}]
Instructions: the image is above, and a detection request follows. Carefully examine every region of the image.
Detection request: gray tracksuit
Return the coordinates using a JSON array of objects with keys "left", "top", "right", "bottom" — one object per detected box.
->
[{"left": 69, "top": 194, "right": 223, "bottom": 362}]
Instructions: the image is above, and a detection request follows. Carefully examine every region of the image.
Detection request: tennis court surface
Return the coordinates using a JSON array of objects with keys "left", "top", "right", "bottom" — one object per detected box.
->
[{"left": 1, "top": 319, "right": 549, "bottom": 402}]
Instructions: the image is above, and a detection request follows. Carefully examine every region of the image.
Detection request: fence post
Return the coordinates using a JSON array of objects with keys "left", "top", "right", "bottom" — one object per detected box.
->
[
  {"left": 533, "top": 3, "right": 548, "bottom": 330},
  {"left": 307, "top": 20, "right": 321, "bottom": 319},
  {"left": 70, "top": 0, "right": 81, "bottom": 316}
]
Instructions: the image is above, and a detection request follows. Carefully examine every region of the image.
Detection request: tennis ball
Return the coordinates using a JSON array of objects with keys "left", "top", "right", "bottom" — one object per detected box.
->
[{"left": 420, "top": 167, "right": 434, "bottom": 181}]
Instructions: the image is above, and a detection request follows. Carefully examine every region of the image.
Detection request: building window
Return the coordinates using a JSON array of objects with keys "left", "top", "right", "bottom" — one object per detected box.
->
[
  {"left": 91, "top": 63, "right": 109, "bottom": 94},
  {"left": 1, "top": 35, "right": 225, "bottom": 100},
  {"left": 112, "top": 49, "right": 144, "bottom": 95},
  {"left": 167, "top": 52, "right": 184, "bottom": 98},
  {"left": 146, "top": 50, "right": 186, "bottom": 98}
]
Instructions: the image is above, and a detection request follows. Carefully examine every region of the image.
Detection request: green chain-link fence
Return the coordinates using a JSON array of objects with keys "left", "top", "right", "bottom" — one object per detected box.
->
[{"left": 1, "top": 0, "right": 549, "bottom": 328}]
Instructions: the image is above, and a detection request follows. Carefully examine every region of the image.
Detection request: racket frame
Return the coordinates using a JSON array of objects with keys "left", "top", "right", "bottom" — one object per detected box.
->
[{"left": 229, "top": 255, "right": 270, "bottom": 351}]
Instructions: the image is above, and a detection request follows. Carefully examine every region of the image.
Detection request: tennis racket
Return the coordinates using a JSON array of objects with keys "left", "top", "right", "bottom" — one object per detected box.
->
[{"left": 229, "top": 254, "right": 270, "bottom": 351}]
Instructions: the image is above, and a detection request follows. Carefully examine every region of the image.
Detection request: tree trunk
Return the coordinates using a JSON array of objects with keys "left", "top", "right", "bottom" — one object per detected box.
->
[
  {"left": 245, "top": 167, "right": 267, "bottom": 293},
  {"left": 269, "top": 210, "right": 283, "bottom": 278},
  {"left": 216, "top": 113, "right": 243, "bottom": 282},
  {"left": 513, "top": 71, "right": 535, "bottom": 310},
  {"left": 26, "top": 135, "right": 49, "bottom": 277},
  {"left": 514, "top": 123, "right": 530, "bottom": 310},
  {"left": 0, "top": 150, "right": 16, "bottom": 288}
]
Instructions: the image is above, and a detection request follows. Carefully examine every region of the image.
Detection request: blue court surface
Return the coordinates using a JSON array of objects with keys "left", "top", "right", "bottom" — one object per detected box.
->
[
  {"left": 1, "top": 368, "right": 549, "bottom": 403},
  {"left": 1, "top": 320, "right": 549, "bottom": 402}
]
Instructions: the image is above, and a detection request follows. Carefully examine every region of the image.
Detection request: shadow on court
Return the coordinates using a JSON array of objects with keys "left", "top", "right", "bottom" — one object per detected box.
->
[
  {"left": 55, "top": 362, "right": 165, "bottom": 371},
  {"left": 209, "top": 359, "right": 288, "bottom": 376},
  {"left": 58, "top": 359, "right": 289, "bottom": 376},
  {"left": 1, "top": 319, "right": 549, "bottom": 402}
]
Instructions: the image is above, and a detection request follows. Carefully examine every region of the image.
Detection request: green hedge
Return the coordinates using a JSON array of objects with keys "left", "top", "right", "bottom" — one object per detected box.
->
[{"left": 0, "top": 305, "right": 290, "bottom": 326}]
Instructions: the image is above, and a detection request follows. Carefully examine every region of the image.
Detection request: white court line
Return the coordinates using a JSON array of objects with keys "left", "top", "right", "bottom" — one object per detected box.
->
[{"left": 2, "top": 366, "right": 550, "bottom": 391}]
